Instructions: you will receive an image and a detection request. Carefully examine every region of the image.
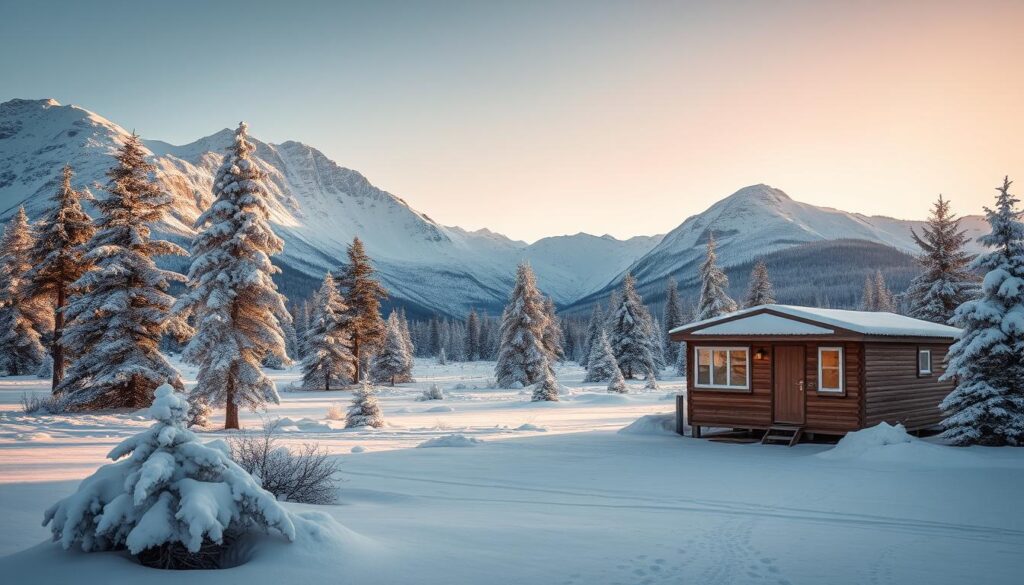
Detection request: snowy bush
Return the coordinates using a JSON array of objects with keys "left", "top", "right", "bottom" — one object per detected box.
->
[
  {"left": 36, "top": 354, "right": 53, "bottom": 379},
  {"left": 325, "top": 402, "right": 346, "bottom": 420},
  {"left": 229, "top": 423, "right": 340, "bottom": 505},
  {"left": 20, "top": 392, "right": 65, "bottom": 414},
  {"left": 416, "top": 384, "right": 446, "bottom": 401},
  {"left": 42, "top": 385, "right": 295, "bottom": 569}
]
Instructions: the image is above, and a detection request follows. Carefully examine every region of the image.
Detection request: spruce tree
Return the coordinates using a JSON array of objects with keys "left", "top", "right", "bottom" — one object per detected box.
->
[
  {"left": 494, "top": 263, "right": 550, "bottom": 388},
  {"left": 541, "top": 296, "right": 565, "bottom": 362},
  {"left": 398, "top": 308, "right": 415, "bottom": 360},
  {"left": 906, "top": 195, "right": 979, "bottom": 324},
  {"left": 584, "top": 329, "right": 620, "bottom": 383},
  {"left": 532, "top": 365, "right": 560, "bottom": 402},
  {"left": 174, "top": 122, "right": 290, "bottom": 430},
  {"left": 346, "top": 381, "right": 384, "bottom": 428},
  {"left": 607, "top": 366, "right": 627, "bottom": 394},
  {"left": 23, "top": 165, "right": 95, "bottom": 390},
  {"left": 873, "top": 270, "right": 895, "bottom": 312},
  {"left": 609, "top": 273, "right": 657, "bottom": 379},
  {"left": 940, "top": 177, "right": 1024, "bottom": 446},
  {"left": 372, "top": 311, "right": 413, "bottom": 385},
  {"left": 860, "top": 274, "right": 876, "bottom": 311},
  {"left": 579, "top": 304, "right": 604, "bottom": 368},
  {"left": 59, "top": 133, "right": 188, "bottom": 410},
  {"left": 744, "top": 259, "right": 776, "bottom": 307},
  {"left": 301, "top": 273, "right": 355, "bottom": 391},
  {"left": 696, "top": 234, "right": 737, "bottom": 320},
  {"left": 649, "top": 316, "right": 666, "bottom": 370},
  {"left": 0, "top": 207, "right": 47, "bottom": 375},
  {"left": 465, "top": 308, "right": 480, "bottom": 361},
  {"left": 337, "top": 237, "right": 387, "bottom": 382},
  {"left": 662, "top": 278, "right": 685, "bottom": 365}
]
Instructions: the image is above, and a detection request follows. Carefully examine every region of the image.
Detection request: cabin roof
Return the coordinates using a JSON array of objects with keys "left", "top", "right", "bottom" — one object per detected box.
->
[{"left": 670, "top": 304, "right": 961, "bottom": 339}]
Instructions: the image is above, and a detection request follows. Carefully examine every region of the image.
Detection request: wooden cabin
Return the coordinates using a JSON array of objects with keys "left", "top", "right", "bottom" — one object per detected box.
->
[{"left": 669, "top": 305, "right": 960, "bottom": 442}]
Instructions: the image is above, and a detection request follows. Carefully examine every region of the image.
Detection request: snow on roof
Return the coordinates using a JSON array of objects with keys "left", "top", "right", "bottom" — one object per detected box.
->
[{"left": 671, "top": 305, "right": 962, "bottom": 338}]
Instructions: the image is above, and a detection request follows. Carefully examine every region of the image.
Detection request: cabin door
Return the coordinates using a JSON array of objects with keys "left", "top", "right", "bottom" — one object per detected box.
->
[{"left": 773, "top": 346, "right": 806, "bottom": 424}]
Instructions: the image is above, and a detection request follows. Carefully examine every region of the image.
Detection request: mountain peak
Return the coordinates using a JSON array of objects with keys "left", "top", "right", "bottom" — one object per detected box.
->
[{"left": 725, "top": 183, "right": 792, "bottom": 205}]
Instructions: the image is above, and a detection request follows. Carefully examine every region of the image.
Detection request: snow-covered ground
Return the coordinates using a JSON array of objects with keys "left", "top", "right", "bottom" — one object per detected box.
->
[{"left": 1, "top": 359, "right": 1022, "bottom": 584}]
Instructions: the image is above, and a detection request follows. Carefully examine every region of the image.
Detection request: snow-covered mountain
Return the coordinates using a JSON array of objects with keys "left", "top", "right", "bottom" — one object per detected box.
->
[
  {"left": 0, "top": 98, "right": 662, "bottom": 317},
  {"left": 564, "top": 184, "right": 987, "bottom": 312}
]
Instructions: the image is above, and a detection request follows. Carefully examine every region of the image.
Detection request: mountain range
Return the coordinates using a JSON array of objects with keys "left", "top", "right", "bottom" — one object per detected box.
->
[{"left": 0, "top": 98, "right": 987, "bottom": 318}]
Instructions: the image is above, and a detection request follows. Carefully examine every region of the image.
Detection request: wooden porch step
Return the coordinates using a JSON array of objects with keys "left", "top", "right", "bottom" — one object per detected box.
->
[{"left": 760, "top": 425, "right": 804, "bottom": 447}]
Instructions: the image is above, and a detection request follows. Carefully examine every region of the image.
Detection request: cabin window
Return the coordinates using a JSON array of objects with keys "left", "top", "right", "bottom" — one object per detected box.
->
[
  {"left": 694, "top": 347, "right": 749, "bottom": 390},
  {"left": 817, "top": 347, "right": 844, "bottom": 393},
  {"left": 918, "top": 348, "right": 932, "bottom": 376}
]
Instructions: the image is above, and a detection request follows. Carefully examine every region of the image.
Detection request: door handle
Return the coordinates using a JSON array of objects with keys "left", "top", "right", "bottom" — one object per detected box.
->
[{"left": 798, "top": 380, "right": 804, "bottom": 392}]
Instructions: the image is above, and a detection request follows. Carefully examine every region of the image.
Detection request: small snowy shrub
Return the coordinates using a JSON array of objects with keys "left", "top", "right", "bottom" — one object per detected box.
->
[
  {"left": 42, "top": 385, "right": 295, "bottom": 569},
  {"left": 608, "top": 368, "right": 628, "bottom": 394},
  {"left": 325, "top": 402, "right": 346, "bottom": 420},
  {"left": 229, "top": 423, "right": 340, "bottom": 505},
  {"left": 416, "top": 384, "right": 446, "bottom": 401},
  {"left": 346, "top": 381, "right": 384, "bottom": 428},
  {"left": 20, "top": 392, "right": 65, "bottom": 414}
]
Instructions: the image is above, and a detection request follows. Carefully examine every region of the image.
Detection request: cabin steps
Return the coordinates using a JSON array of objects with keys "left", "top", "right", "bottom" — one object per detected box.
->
[{"left": 761, "top": 425, "right": 804, "bottom": 447}]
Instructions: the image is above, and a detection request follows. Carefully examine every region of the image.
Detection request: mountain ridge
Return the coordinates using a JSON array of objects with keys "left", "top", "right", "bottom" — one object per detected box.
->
[{"left": 0, "top": 98, "right": 987, "bottom": 317}]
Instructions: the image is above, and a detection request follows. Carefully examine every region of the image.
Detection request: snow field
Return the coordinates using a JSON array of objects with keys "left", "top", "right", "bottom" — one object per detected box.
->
[{"left": 1, "top": 358, "right": 1022, "bottom": 584}]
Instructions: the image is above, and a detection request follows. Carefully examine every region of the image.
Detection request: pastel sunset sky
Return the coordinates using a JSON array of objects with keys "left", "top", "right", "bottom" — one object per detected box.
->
[{"left": 2, "top": 0, "right": 1021, "bottom": 241}]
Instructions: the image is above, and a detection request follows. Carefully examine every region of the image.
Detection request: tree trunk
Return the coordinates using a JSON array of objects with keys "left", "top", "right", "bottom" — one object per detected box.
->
[
  {"left": 225, "top": 303, "right": 241, "bottom": 430},
  {"left": 353, "top": 333, "right": 361, "bottom": 382},
  {"left": 51, "top": 284, "right": 66, "bottom": 392},
  {"left": 325, "top": 363, "right": 331, "bottom": 392}
]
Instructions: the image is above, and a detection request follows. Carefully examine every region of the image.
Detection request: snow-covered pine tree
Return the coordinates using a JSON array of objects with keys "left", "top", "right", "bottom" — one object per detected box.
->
[
  {"left": 675, "top": 339, "right": 687, "bottom": 376},
  {"left": 860, "top": 274, "right": 876, "bottom": 311},
  {"left": 744, "top": 259, "right": 776, "bottom": 307},
  {"left": 494, "top": 263, "right": 551, "bottom": 388},
  {"left": 58, "top": 133, "right": 188, "bottom": 410},
  {"left": 346, "top": 380, "right": 384, "bottom": 428},
  {"left": 43, "top": 385, "right": 295, "bottom": 567},
  {"left": 337, "top": 237, "right": 387, "bottom": 382},
  {"left": 301, "top": 273, "right": 356, "bottom": 391},
  {"left": 644, "top": 369, "right": 659, "bottom": 390},
  {"left": 608, "top": 273, "right": 657, "bottom": 379},
  {"left": 905, "top": 195, "right": 979, "bottom": 324},
  {"left": 578, "top": 304, "right": 604, "bottom": 368},
  {"left": 0, "top": 207, "right": 46, "bottom": 375},
  {"left": 696, "top": 233, "right": 737, "bottom": 320},
  {"left": 428, "top": 316, "right": 442, "bottom": 357},
  {"left": 541, "top": 296, "right": 565, "bottom": 362},
  {"left": 662, "top": 277, "right": 685, "bottom": 365},
  {"left": 174, "top": 122, "right": 290, "bottom": 430},
  {"left": 465, "top": 308, "right": 480, "bottom": 361},
  {"left": 532, "top": 364, "right": 560, "bottom": 402},
  {"left": 649, "top": 316, "right": 666, "bottom": 370},
  {"left": 372, "top": 311, "right": 413, "bottom": 385},
  {"left": 437, "top": 347, "right": 447, "bottom": 365},
  {"left": 939, "top": 176, "right": 1024, "bottom": 446},
  {"left": 608, "top": 366, "right": 627, "bottom": 394},
  {"left": 398, "top": 308, "right": 415, "bottom": 361},
  {"left": 23, "top": 165, "right": 94, "bottom": 389},
  {"left": 584, "top": 329, "right": 621, "bottom": 383},
  {"left": 873, "top": 270, "right": 895, "bottom": 312}
]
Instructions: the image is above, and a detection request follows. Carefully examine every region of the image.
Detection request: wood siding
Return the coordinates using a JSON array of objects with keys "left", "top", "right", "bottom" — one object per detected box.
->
[
  {"left": 688, "top": 344, "right": 772, "bottom": 428},
  {"left": 687, "top": 341, "right": 863, "bottom": 434},
  {"left": 863, "top": 342, "right": 952, "bottom": 430},
  {"left": 804, "top": 342, "right": 862, "bottom": 433}
]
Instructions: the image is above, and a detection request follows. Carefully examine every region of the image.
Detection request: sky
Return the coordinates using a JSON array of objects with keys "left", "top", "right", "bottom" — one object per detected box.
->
[{"left": 1, "top": 0, "right": 1021, "bottom": 242}]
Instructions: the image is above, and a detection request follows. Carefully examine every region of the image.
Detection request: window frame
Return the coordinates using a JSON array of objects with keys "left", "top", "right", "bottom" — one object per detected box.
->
[
  {"left": 693, "top": 346, "right": 750, "bottom": 391},
  {"left": 816, "top": 346, "right": 845, "bottom": 395},
  {"left": 918, "top": 348, "right": 933, "bottom": 377}
]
